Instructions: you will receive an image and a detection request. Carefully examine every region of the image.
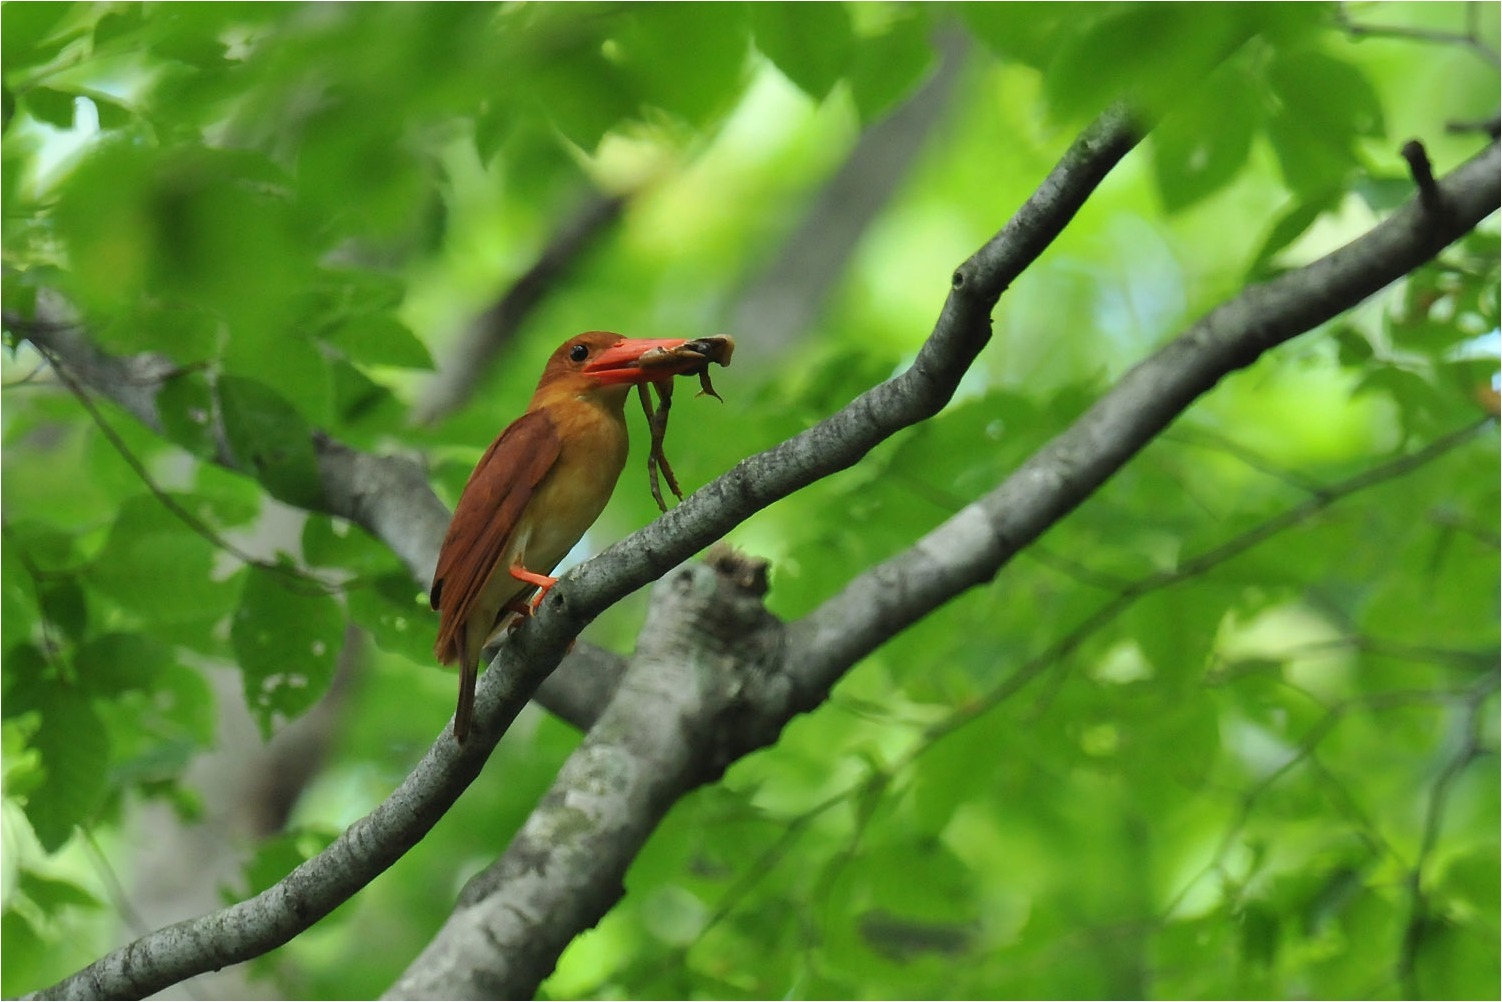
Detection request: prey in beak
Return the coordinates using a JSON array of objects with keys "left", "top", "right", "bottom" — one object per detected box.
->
[{"left": 586, "top": 335, "right": 735, "bottom": 511}]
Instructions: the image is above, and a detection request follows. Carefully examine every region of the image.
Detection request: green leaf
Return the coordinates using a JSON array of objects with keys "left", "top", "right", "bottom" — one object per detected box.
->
[
  {"left": 22, "top": 686, "right": 109, "bottom": 853},
  {"left": 51, "top": 139, "right": 155, "bottom": 312},
  {"left": 218, "top": 376, "right": 324, "bottom": 509},
  {"left": 610, "top": 5, "right": 751, "bottom": 128},
  {"left": 20, "top": 870, "right": 101, "bottom": 912},
  {"left": 154, "top": 661, "right": 216, "bottom": 748},
  {"left": 1127, "top": 587, "right": 1222, "bottom": 690},
  {"left": 234, "top": 827, "right": 337, "bottom": 899},
  {"left": 1246, "top": 191, "right": 1342, "bottom": 280},
  {"left": 142, "top": 4, "right": 234, "bottom": 69},
  {"left": 231, "top": 567, "right": 343, "bottom": 738},
  {"left": 846, "top": 13, "right": 934, "bottom": 125},
  {"left": 223, "top": 331, "right": 334, "bottom": 427},
  {"left": 1411, "top": 911, "right": 1502, "bottom": 1000},
  {"left": 752, "top": 3, "right": 854, "bottom": 101},
  {"left": 0, "top": 910, "right": 49, "bottom": 999},
  {"left": 323, "top": 315, "right": 434, "bottom": 370},
  {"left": 329, "top": 358, "right": 404, "bottom": 432},
  {"left": 92, "top": 301, "right": 218, "bottom": 364},
  {"left": 58, "top": 143, "right": 312, "bottom": 338},
  {"left": 1150, "top": 61, "right": 1259, "bottom": 213},
  {"left": 156, "top": 369, "right": 219, "bottom": 459},
  {"left": 92, "top": 7, "right": 145, "bottom": 50},
  {"left": 347, "top": 574, "right": 433, "bottom": 664},
  {"left": 1045, "top": 6, "right": 1253, "bottom": 122},
  {"left": 1265, "top": 48, "right": 1383, "bottom": 197},
  {"left": 74, "top": 633, "right": 171, "bottom": 696},
  {"left": 85, "top": 93, "right": 133, "bottom": 130},
  {"left": 1, "top": 3, "right": 77, "bottom": 74},
  {"left": 958, "top": 3, "right": 1074, "bottom": 69},
  {"left": 1, "top": 544, "right": 39, "bottom": 656},
  {"left": 35, "top": 578, "right": 87, "bottom": 644},
  {"left": 1332, "top": 324, "right": 1375, "bottom": 367},
  {"left": 87, "top": 495, "right": 238, "bottom": 625},
  {"left": 22, "top": 87, "right": 76, "bottom": 129},
  {"left": 2, "top": 644, "right": 54, "bottom": 716},
  {"left": 302, "top": 515, "right": 391, "bottom": 575}
]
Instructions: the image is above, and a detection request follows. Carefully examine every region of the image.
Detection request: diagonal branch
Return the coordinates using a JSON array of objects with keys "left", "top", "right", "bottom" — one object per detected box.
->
[
  {"left": 390, "top": 136, "right": 1499, "bottom": 998},
  {"left": 785, "top": 139, "right": 1501, "bottom": 704},
  {"left": 21, "top": 104, "right": 1143, "bottom": 1002}
]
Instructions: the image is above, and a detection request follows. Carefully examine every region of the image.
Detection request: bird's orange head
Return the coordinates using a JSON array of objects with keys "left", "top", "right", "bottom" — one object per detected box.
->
[{"left": 530, "top": 331, "right": 732, "bottom": 408}]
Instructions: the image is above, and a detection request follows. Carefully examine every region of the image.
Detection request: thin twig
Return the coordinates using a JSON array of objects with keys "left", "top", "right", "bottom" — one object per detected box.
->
[
  {"left": 1335, "top": 3, "right": 1502, "bottom": 67},
  {"left": 1397, "top": 673, "right": 1498, "bottom": 995},
  {"left": 36, "top": 345, "right": 343, "bottom": 597}
]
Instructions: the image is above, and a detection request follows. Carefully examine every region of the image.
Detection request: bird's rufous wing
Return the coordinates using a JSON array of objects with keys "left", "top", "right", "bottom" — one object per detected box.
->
[{"left": 430, "top": 409, "right": 562, "bottom": 666}]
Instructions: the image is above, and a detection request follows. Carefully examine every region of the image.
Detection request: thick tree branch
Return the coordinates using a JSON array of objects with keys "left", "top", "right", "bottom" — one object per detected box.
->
[
  {"left": 788, "top": 140, "right": 1502, "bottom": 701},
  {"left": 21, "top": 103, "right": 1141, "bottom": 1002},
  {"left": 390, "top": 138, "right": 1499, "bottom": 998},
  {"left": 389, "top": 553, "right": 782, "bottom": 1000}
]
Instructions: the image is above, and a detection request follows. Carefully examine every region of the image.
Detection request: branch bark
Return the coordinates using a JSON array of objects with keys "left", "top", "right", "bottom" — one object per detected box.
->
[
  {"left": 386, "top": 137, "right": 1500, "bottom": 998},
  {"left": 389, "top": 552, "right": 782, "bottom": 999},
  {"left": 19, "top": 115, "right": 1497, "bottom": 999},
  {"left": 18, "top": 103, "right": 1141, "bottom": 1002}
]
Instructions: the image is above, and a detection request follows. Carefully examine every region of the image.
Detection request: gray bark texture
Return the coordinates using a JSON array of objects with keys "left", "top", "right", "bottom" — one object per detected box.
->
[{"left": 14, "top": 107, "right": 1499, "bottom": 998}]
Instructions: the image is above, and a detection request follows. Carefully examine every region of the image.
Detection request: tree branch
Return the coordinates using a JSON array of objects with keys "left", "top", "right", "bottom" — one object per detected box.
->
[
  {"left": 21, "top": 103, "right": 1142, "bottom": 1002},
  {"left": 388, "top": 553, "right": 782, "bottom": 1000},
  {"left": 787, "top": 139, "right": 1501, "bottom": 702},
  {"left": 390, "top": 137, "right": 1499, "bottom": 998}
]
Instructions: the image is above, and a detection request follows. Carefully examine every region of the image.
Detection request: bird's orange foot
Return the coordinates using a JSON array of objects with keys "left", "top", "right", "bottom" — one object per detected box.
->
[{"left": 509, "top": 565, "right": 559, "bottom": 616}]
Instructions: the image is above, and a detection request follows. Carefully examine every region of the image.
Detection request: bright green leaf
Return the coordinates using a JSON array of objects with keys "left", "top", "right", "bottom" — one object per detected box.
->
[
  {"left": 846, "top": 13, "right": 934, "bottom": 124},
  {"left": 86, "top": 495, "right": 237, "bottom": 625},
  {"left": 752, "top": 3, "right": 854, "bottom": 101},
  {"left": 19, "top": 870, "right": 102, "bottom": 912},
  {"left": 1150, "top": 61, "right": 1259, "bottom": 213},
  {"left": 323, "top": 316, "right": 434, "bottom": 371},
  {"left": 347, "top": 574, "right": 432, "bottom": 664},
  {"left": 218, "top": 376, "right": 325, "bottom": 509},
  {"left": 22, "top": 88, "right": 76, "bottom": 129},
  {"left": 231, "top": 567, "right": 344, "bottom": 738}
]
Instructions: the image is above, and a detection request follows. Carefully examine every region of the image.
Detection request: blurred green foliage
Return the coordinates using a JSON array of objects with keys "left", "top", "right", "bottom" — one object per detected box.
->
[{"left": 2, "top": 2, "right": 1498, "bottom": 999}]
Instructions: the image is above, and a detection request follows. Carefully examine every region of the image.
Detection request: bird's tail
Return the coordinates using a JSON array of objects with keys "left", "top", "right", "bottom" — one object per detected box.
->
[{"left": 454, "top": 657, "right": 476, "bottom": 743}]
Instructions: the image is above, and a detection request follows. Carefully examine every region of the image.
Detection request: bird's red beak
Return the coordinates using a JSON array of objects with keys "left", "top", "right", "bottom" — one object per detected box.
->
[{"left": 583, "top": 337, "right": 711, "bottom": 385}]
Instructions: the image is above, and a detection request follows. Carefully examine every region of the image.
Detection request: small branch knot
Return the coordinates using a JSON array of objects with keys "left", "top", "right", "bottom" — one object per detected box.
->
[
  {"left": 1401, "top": 139, "right": 1446, "bottom": 216},
  {"left": 704, "top": 542, "right": 770, "bottom": 597}
]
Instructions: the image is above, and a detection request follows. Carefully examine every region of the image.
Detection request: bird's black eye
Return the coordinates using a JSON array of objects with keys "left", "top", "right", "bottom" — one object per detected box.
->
[{"left": 569, "top": 343, "right": 589, "bottom": 363}]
